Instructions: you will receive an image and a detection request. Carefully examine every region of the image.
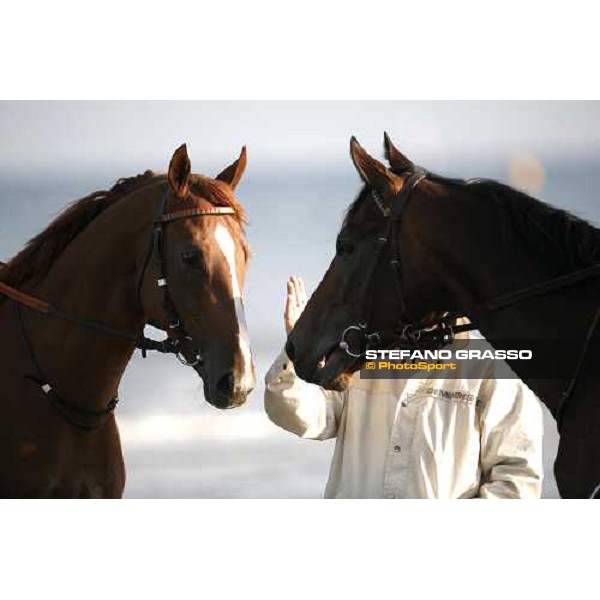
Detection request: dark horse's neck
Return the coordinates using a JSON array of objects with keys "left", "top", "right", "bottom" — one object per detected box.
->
[
  {"left": 17, "top": 186, "right": 160, "bottom": 413},
  {"left": 406, "top": 180, "right": 600, "bottom": 415}
]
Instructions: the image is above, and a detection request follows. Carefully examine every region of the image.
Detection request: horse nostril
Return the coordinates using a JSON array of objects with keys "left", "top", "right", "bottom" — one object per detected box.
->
[
  {"left": 285, "top": 339, "right": 296, "bottom": 362},
  {"left": 216, "top": 372, "right": 234, "bottom": 397}
]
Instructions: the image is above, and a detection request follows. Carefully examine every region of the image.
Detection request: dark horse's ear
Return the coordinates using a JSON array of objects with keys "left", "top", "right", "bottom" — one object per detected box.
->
[
  {"left": 216, "top": 146, "right": 247, "bottom": 190},
  {"left": 350, "top": 137, "right": 395, "bottom": 191},
  {"left": 383, "top": 132, "right": 414, "bottom": 173},
  {"left": 168, "top": 144, "right": 192, "bottom": 199}
]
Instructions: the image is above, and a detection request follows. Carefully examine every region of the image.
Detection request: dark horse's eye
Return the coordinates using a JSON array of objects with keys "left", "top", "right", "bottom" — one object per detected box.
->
[
  {"left": 336, "top": 236, "right": 355, "bottom": 256},
  {"left": 180, "top": 249, "right": 203, "bottom": 268}
]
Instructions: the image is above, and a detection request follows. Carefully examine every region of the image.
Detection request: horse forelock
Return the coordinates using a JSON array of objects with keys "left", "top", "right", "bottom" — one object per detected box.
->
[{"left": 188, "top": 176, "right": 248, "bottom": 227}]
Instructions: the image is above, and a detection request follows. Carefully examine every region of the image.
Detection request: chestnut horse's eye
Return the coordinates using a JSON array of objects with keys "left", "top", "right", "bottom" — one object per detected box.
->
[
  {"left": 180, "top": 249, "right": 203, "bottom": 268},
  {"left": 336, "top": 236, "right": 355, "bottom": 256}
]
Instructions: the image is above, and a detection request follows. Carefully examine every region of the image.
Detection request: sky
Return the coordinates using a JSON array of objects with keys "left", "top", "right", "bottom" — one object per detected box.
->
[{"left": 0, "top": 101, "right": 599, "bottom": 177}]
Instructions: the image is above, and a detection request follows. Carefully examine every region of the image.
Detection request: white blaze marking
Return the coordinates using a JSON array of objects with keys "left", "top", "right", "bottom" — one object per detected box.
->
[{"left": 214, "top": 224, "right": 254, "bottom": 390}]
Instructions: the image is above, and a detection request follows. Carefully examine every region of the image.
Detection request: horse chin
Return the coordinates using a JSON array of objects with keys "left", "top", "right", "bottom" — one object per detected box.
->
[
  {"left": 205, "top": 392, "right": 249, "bottom": 410},
  {"left": 312, "top": 345, "right": 361, "bottom": 391},
  {"left": 320, "top": 371, "right": 353, "bottom": 392},
  {"left": 201, "top": 376, "right": 250, "bottom": 410}
]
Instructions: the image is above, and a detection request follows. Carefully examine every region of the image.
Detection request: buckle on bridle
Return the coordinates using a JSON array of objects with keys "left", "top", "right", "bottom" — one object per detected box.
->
[
  {"left": 175, "top": 350, "right": 203, "bottom": 367},
  {"left": 438, "top": 319, "right": 455, "bottom": 345},
  {"left": 172, "top": 335, "right": 203, "bottom": 367},
  {"left": 366, "top": 331, "right": 381, "bottom": 345},
  {"left": 401, "top": 324, "right": 421, "bottom": 343}
]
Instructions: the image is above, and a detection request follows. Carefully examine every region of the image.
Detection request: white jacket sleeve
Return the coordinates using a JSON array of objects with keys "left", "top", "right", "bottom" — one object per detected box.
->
[
  {"left": 264, "top": 350, "right": 346, "bottom": 440},
  {"left": 477, "top": 369, "right": 544, "bottom": 499}
]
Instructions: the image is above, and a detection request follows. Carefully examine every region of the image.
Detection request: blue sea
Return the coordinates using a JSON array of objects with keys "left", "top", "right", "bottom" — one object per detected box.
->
[{"left": 2, "top": 157, "right": 599, "bottom": 498}]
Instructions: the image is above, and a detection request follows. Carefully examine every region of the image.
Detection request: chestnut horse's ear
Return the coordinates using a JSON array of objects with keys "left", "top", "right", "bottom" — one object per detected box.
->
[
  {"left": 383, "top": 132, "right": 414, "bottom": 173},
  {"left": 216, "top": 146, "right": 247, "bottom": 190},
  {"left": 168, "top": 143, "right": 191, "bottom": 199},
  {"left": 350, "top": 137, "right": 395, "bottom": 190}
]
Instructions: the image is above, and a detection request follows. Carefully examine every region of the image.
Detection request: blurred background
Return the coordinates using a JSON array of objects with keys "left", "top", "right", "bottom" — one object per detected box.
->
[{"left": 1, "top": 101, "right": 599, "bottom": 498}]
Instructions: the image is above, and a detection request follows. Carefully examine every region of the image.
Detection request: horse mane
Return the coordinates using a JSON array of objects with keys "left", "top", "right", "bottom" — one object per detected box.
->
[
  {"left": 344, "top": 169, "right": 600, "bottom": 272},
  {"left": 1, "top": 170, "right": 248, "bottom": 290},
  {"left": 447, "top": 176, "right": 600, "bottom": 272},
  {"left": 1, "top": 171, "right": 159, "bottom": 288}
]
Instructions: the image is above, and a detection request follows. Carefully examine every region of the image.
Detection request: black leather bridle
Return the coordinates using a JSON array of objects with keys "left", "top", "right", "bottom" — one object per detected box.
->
[
  {"left": 338, "top": 170, "right": 475, "bottom": 359},
  {"left": 336, "top": 169, "right": 600, "bottom": 432},
  {"left": 0, "top": 186, "right": 236, "bottom": 428},
  {"left": 134, "top": 187, "right": 236, "bottom": 365}
]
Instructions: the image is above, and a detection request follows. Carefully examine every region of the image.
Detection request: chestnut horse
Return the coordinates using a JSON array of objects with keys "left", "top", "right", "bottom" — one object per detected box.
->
[
  {"left": 287, "top": 134, "right": 600, "bottom": 499},
  {"left": 0, "top": 144, "right": 255, "bottom": 498}
]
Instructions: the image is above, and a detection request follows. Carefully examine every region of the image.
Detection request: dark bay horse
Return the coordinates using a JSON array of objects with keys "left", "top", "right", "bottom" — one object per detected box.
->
[
  {"left": 287, "top": 133, "right": 600, "bottom": 499},
  {"left": 0, "top": 144, "right": 255, "bottom": 497}
]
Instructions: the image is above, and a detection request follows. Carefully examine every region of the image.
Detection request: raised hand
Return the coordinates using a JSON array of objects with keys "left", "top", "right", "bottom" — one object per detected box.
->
[{"left": 284, "top": 275, "right": 308, "bottom": 334}]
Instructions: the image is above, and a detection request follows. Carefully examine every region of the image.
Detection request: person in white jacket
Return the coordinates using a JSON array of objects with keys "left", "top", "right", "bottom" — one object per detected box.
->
[{"left": 264, "top": 276, "right": 544, "bottom": 499}]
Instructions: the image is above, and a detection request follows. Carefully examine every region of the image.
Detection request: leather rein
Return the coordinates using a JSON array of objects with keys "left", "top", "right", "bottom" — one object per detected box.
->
[
  {"left": 0, "top": 188, "right": 236, "bottom": 428},
  {"left": 337, "top": 170, "right": 600, "bottom": 431}
]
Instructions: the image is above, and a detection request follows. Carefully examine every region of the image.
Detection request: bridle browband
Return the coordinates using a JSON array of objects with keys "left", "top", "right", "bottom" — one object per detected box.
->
[
  {"left": 0, "top": 187, "right": 236, "bottom": 428},
  {"left": 338, "top": 169, "right": 600, "bottom": 432}
]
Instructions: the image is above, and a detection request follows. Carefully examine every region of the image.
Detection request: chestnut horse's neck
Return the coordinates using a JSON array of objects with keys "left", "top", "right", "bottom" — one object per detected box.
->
[{"left": 16, "top": 182, "right": 164, "bottom": 413}]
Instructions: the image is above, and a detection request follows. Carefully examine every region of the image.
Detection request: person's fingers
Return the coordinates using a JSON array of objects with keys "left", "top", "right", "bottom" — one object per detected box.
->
[
  {"left": 285, "top": 277, "right": 302, "bottom": 333},
  {"left": 298, "top": 277, "right": 307, "bottom": 302},
  {"left": 293, "top": 276, "right": 304, "bottom": 305},
  {"left": 292, "top": 276, "right": 301, "bottom": 305}
]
